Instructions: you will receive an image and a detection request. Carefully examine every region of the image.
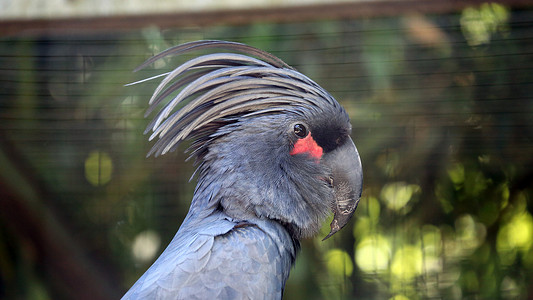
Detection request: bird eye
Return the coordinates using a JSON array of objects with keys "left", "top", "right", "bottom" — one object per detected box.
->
[{"left": 293, "top": 123, "right": 308, "bottom": 138}]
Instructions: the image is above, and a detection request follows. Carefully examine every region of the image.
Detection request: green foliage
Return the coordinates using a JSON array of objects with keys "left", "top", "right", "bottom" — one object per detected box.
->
[{"left": 1, "top": 5, "right": 532, "bottom": 300}]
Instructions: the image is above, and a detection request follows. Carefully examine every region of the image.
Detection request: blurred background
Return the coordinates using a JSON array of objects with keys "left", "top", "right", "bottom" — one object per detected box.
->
[{"left": 1, "top": 0, "right": 532, "bottom": 299}]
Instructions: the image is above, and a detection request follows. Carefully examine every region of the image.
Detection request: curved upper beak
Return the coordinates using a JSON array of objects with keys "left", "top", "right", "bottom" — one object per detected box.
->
[{"left": 321, "top": 136, "right": 363, "bottom": 240}]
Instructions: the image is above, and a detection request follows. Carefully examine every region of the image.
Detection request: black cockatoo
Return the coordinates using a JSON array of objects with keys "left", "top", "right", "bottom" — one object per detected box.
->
[{"left": 122, "top": 40, "right": 363, "bottom": 299}]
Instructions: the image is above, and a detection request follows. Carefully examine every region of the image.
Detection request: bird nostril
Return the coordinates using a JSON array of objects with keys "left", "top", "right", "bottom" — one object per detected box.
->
[
  {"left": 326, "top": 176, "right": 334, "bottom": 188},
  {"left": 318, "top": 176, "right": 333, "bottom": 188}
]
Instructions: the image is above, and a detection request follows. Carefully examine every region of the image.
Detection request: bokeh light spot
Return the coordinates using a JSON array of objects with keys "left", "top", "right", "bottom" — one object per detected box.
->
[
  {"left": 84, "top": 150, "right": 113, "bottom": 186},
  {"left": 389, "top": 295, "right": 410, "bottom": 300},
  {"left": 132, "top": 230, "right": 161, "bottom": 264},
  {"left": 447, "top": 163, "right": 465, "bottom": 186},
  {"left": 455, "top": 214, "right": 486, "bottom": 254},
  {"left": 381, "top": 182, "right": 420, "bottom": 212},
  {"left": 325, "top": 248, "right": 354, "bottom": 277},
  {"left": 497, "top": 212, "right": 533, "bottom": 257},
  {"left": 460, "top": 3, "right": 509, "bottom": 46},
  {"left": 391, "top": 245, "right": 423, "bottom": 281},
  {"left": 355, "top": 235, "right": 391, "bottom": 273}
]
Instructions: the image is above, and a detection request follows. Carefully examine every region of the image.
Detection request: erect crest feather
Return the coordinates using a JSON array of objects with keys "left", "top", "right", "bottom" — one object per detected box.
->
[{"left": 130, "top": 40, "right": 341, "bottom": 157}]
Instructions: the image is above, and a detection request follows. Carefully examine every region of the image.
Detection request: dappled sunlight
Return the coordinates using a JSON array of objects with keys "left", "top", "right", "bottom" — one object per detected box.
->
[
  {"left": 447, "top": 163, "right": 465, "bottom": 186},
  {"left": 497, "top": 197, "right": 533, "bottom": 266},
  {"left": 454, "top": 214, "right": 486, "bottom": 255},
  {"left": 1, "top": 3, "right": 532, "bottom": 299},
  {"left": 460, "top": 3, "right": 510, "bottom": 46},
  {"left": 391, "top": 245, "right": 423, "bottom": 282},
  {"left": 420, "top": 225, "right": 443, "bottom": 275},
  {"left": 380, "top": 182, "right": 420, "bottom": 213},
  {"left": 325, "top": 249, "right": 354, "bottom": 278},
  {"left": 355, "top": 234, "right": 391, "bottom": 274}
]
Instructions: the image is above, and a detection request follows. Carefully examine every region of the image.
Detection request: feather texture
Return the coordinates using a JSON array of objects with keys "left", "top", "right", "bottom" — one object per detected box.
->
[
  {"left": 123, "top": 40, "right": 357, "bottom": 300},
  {"left": 121, "top": 213, "right": 295, "bottom": 299},
  {"left": 129, "top": 40, "right": 339, "bottom": 157}
]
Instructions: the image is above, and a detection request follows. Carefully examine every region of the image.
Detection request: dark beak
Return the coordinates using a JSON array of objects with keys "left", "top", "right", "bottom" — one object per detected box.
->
[{"left": 322, "top": 137, "right": 363, "bottom": 240}]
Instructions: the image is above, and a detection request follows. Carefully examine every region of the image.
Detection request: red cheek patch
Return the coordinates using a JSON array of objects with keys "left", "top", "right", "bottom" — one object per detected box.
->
[{"left": 290, "top": 134, "right": 323, "bottom": 160}]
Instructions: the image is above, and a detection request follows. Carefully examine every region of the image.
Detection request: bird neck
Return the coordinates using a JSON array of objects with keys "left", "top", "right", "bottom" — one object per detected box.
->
[{"left": 179, "top": 168, "right": 300, "bottom": 263}]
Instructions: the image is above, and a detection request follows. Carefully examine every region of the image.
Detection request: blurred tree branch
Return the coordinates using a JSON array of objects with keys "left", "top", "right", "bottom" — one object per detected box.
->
[{"left": 0, "top": 135, "right": 121, "bottom": 300}]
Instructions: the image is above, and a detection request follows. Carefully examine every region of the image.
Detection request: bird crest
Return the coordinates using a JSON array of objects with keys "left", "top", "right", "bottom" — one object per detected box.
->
[{"left": 128, "top": 40, "right": 341, "bottom": 158}]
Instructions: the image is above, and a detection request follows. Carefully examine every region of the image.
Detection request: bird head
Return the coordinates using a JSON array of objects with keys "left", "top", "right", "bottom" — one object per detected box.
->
[{"left": 132, "top": 40, "right": 363, "bottom": 240}]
